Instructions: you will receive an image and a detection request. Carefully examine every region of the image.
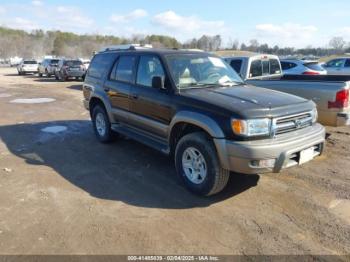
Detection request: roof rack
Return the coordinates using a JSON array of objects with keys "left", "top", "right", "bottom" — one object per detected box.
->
[{"left": 100, "top": 44, "right": 153, "bottom": 52}]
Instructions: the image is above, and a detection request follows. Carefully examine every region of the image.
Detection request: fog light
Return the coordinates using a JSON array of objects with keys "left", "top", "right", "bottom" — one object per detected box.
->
[{"left": 251, "top": 159, "right": 276, "bottom": 168}]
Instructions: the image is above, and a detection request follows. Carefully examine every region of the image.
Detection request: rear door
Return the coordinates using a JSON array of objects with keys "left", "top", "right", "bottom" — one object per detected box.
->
[
  {"left": 103, "top": 55, "right": 137, "bottom": 122},
  {"left": 128, "top": 54, "right": 172, "bottom": 138},
  {"left": 344, "top": 59, "right": 350, "bottom": 75}
]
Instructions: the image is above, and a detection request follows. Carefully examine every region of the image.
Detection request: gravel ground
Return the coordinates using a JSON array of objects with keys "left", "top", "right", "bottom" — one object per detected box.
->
[{"left": 0, "top": 67, "right": 349, "bottom": 257}]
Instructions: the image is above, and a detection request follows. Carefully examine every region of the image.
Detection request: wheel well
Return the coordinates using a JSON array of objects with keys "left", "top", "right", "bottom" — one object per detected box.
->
[
  {"left": 170, "top": 122, "right": 211, "bottom": 155},
  {"left": 89, "top": 97, "right": 106, "bottom": 117}
]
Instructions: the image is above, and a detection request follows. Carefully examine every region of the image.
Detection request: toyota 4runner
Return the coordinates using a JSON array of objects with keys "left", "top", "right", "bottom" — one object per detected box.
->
[{"left": 83, "top": 44, "right": 325, "bottom": 196}]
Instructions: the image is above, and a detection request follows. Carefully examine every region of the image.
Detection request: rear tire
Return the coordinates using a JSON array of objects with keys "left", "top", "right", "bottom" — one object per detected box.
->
[
  {"left": 39, "top": 72, "right": 43, "bottom": 77},
  {"left": 92, "top": 105, "right": 114, "bottom": 143},
  {"left": 175, "top": 132, "right": 230, "bottom": 196}
]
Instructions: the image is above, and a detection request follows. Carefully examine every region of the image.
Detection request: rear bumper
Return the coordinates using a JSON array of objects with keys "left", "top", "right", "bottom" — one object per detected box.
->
[
  {"left": 66, "top": 71, "right": 85, "bottom": 77},
  {"left": 337, "top": 112, "right": 350, "bottom": 126},
  {"left": 214, "top": 123, "right": 325, "bottom": 174}
]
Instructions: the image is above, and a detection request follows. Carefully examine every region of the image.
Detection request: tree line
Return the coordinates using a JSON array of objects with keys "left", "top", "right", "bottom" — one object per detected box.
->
[{"left": 0, "top": 26, "right": 349, "bottom": 59}]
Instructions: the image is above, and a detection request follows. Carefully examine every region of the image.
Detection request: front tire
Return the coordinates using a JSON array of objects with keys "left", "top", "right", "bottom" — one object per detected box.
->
[
  {"left": 175, "top": 132, "right": 230, "bottom": 196},
  {"left": 92, "top": 105, "right": 114, "bottom": 143}
]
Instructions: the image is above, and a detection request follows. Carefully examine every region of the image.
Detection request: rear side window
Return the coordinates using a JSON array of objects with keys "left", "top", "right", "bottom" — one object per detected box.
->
[
  {"left": 88, "top": 53, "right": 117, "bottom": 79},
  {"left": 304, "top": 62, "right": 325, "bottom": 71},
  {"left": 230, "top": 59, "right": 242, "bottom": 74},
  {"left": 112, "top": 56, "right": 137, "bottom": 83},
  {"left": 281, "top": 61, "right": 297, "bottom": 70},
  {"left": 250, "top": 60, "right": 262, "bottom": 77},
  {"left": 345, "top": 59, "right": 350, "bottom": 67}
]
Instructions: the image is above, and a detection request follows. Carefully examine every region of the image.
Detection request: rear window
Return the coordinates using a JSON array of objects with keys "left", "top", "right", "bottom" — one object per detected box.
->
[
  {"left": 64, "top": 60, "right": 83, "bottom": 66},
  {"left": 88, "top": 53, "right": 117, "bottom": 79},
  {"left": 229, "top": 59, "right": 242, "bottom": 74},
  {"left": 250, "top": 60, "right": 262, "bottom": 77},
  {"left": 250, "top": 58, "right": 281, "bottom": 78},
  {"left": 270, "top": 59, "right": 281, "bottom": 74},
  {"left": 304, "top": 62, "right": 325, "bottom": 71},
  {"left": 23, "top": 61, "right": 37, "bottom": 64},
  {"left": 50, "top": 59, "right": 59, "bottom": 65}
]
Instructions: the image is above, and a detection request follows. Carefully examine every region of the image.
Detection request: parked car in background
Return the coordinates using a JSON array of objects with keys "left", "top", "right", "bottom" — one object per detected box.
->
[
  {"left": 55, "top": 59, "right": 86, "bottom": 81},
  {"left": 81, "top": 59, "right": 90, "bottom": 69},
  {"left": 83, "top": 44, "right": 325, "bottom": 196},
  {"left": 322, "top": 57, "right": 350, "bottom": 75},
  {"left": 281, "top": 59, "right": 327, "bottom": 75},
  {"left": 10, "top": 56, "right": 23, "bottom": 67},
  {"left": 38, "top": 58, "right": 60, "bottom": 77},
  {"left": 224, "top": 54, "right": 282, "bottom": 80},
  {"left": 17, "top": 59, "right": 38, "bottom": 75},
  {"left": 224, "top": 54, "right": 350, "bottom": 127}
]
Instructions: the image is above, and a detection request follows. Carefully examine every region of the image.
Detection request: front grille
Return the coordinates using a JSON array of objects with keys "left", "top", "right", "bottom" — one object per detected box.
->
[{"left": 273, "top": 112, "right": 313, "bottom": 135}]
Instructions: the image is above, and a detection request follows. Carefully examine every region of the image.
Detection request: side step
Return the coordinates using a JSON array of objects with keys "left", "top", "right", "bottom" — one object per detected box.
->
[{"left": 111, "top": 123, "right": 170, "bottom": 155}]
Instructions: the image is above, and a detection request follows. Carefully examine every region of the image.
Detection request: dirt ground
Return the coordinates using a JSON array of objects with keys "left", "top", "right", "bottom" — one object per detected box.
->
[{"left": 0, "top": 67, "right": 349, "bottom": 256}]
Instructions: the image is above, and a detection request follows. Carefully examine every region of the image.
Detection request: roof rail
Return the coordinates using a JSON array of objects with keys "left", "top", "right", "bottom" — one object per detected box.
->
[{"left": 100, "top": 44, "right": 153, "bottom": 52}]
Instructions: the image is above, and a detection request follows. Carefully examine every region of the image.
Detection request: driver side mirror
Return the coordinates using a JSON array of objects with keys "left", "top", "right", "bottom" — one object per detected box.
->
[{"left": 152, "top": 76, "right": 165, "bottom": 90}]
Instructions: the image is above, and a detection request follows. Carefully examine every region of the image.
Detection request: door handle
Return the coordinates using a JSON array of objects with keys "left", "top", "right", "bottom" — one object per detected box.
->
[{"left": 132, "top": 93, "right": 139, "bottom": 99}]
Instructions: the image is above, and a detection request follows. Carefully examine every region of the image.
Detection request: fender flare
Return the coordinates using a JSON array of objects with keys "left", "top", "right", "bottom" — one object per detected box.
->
[{"left": 168, "top": 111, "right": 225, "bottom": 141}]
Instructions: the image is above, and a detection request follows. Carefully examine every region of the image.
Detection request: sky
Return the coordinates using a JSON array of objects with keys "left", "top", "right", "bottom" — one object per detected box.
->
[{"left": 0, "top": 0, "right": 350, "bottom": 48}]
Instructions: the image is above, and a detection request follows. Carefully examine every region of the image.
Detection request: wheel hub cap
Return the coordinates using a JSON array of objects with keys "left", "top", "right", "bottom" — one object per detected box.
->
[
  {"left": 95, "top": 113, "right": 106, "bottom": 136},
  {"left": 182, "top": 147, "right": 207, "bottom": 184}
]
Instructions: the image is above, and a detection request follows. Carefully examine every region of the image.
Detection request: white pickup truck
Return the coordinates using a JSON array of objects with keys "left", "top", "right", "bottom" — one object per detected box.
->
[{"left": 224, "top": 54, "right": 350, "bottom": 127}]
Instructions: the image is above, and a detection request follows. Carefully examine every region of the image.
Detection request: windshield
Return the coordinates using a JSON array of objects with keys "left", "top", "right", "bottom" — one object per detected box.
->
[{"left": 166, "top": 54, "right": 244, "bottom": 89}]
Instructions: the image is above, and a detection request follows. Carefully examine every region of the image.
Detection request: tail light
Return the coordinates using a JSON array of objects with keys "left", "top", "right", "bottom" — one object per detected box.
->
[
  {"left": 302, "top": 71, "right": 319, "bottom": 75},
  {"left": 328, "top": 89, "right": 349, "bottom": 109}
]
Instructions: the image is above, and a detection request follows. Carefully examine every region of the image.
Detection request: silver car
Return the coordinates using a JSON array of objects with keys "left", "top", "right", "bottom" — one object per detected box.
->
[
  {"left": 281, "top": 59, "right": 327, "bottom": 75},
  {"left": 17, "top": 60, "right": 38, "bottom": 75},
  {"left": 323, "top": 57, "right": 350, "bottom": 75}
]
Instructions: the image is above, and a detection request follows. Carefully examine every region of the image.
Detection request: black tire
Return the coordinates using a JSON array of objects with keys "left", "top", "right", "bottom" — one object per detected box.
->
[
  {"left": 175, "top": 132, "right": 230, "bottom": 196},
  {"left": 55, "top": 73, "right": 59, "bottom": 80},
  {"left": 92, "top": 105, "right": 114, "bottom": 143},
  {"left": 39, "top": 72, "right": 43, "bottom": 77}
]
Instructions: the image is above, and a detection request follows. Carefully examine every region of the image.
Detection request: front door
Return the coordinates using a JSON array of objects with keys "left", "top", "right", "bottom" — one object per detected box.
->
[{"left": 129, "top": 55, "right": 172, "bottom": 139}]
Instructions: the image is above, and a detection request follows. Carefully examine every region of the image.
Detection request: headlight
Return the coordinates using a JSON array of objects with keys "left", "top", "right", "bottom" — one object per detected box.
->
[
  {"left": 311, "top": 108, "right": 318, "bottom": 123},
  {"left": 231, "top": 118, "right": 271, "bottom": 137}
]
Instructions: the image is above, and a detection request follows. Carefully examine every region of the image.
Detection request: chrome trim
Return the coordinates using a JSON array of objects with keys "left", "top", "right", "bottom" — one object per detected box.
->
[{"left": 271, "top": 111, "right": 313, "bottom": 136}]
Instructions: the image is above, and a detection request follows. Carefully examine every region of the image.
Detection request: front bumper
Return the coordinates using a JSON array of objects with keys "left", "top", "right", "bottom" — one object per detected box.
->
[{"left": 214, "top": 123, "right": 325, "bottom": 174}]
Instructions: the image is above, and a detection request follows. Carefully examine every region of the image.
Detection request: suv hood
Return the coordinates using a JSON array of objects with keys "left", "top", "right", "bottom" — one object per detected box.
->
[{"left": 180, "top": 84, "right": 314, "bottom": 118}]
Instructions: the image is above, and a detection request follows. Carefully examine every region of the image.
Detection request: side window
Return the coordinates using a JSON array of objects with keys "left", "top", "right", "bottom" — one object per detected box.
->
[
  {"left": 230, "top": 59, "right": 242, "bottom": 74},
  {"left": 270, "top": 59, "right": 281, "bottom": 74},
  {"left": 250, "top": 60, "right": 262, "bottom": 78},
  {"left": 88, "top": 53, "right": 117, "bottom": 79},
  {"left": 136, "top": 55, "right": 165, "bottom": 87},
  {"left": 115, "top": 56, "right": 137, "bottom": 83},
  {"left": 345, "top": 59, "right": 350, "bottom": 67},
  {"left": 327, "top": 59, "right": 344, "bottom": 68},
  {"left": 281, "top": 62, "right": 289, "bottom": 70}
]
